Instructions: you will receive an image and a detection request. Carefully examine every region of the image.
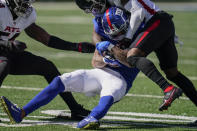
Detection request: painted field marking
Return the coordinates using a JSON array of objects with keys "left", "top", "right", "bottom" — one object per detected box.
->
[
  {"left": 42, "top": 110, "right": 197, "bottom": 122},
  {"left": 1, "top": 85, "right": 190, "bottom": 100},
  {"left": 1, "top": 110, "right": 197, "bottom": 128}
]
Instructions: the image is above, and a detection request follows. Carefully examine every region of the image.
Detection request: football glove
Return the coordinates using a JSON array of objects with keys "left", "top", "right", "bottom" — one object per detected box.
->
[
  {"left": 0, "top": 40, "right": 27, "bottom": 53},
  {"left": 11, "top": 40, "right": 27, "bottom": 52},
  {"left": 77, "top": 42, "right": 95, "bottom": 53},
  {"left": 96, "top": 41, "right": 114, "bottom": 56},
  {"left": 117, "top": 38, "right": 132, "bottom": 49}
]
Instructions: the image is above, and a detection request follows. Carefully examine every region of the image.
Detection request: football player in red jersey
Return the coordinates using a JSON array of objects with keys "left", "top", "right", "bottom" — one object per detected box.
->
[
  {"left": 0, "top": 0, "right": 95, "bottom": 120},
  {"left": 75, "top": 0, "right": 197, "bottom": 112}
]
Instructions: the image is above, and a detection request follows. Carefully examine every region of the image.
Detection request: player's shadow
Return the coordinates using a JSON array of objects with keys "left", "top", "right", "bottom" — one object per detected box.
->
[
  {"left": 39, "top": 116, "right": 197, "bottom": 130},
  {"left": 98, "top": 120, "right": 197, "bottom": 130}
]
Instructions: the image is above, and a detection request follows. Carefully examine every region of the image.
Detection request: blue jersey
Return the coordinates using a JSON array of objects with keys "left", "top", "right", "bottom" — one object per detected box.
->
[{"left": 93, "top": 17, "right": 139, "bottom": 93}]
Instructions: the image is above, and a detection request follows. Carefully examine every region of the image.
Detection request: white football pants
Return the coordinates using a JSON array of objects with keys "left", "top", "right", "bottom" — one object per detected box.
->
[{"left": 59, "top": 67, "right": 127, "bottom": 102}]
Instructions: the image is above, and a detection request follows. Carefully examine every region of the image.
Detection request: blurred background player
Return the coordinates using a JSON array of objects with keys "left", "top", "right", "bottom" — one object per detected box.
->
[
  {"left": 0, "top": 7, "right": 141, "bottom": 130},
  {"left": 75, "top": 0, "right": 197, "bottom": 111},
  {"left": 0, "top": 0, "right": 96, "bottom": 119}
]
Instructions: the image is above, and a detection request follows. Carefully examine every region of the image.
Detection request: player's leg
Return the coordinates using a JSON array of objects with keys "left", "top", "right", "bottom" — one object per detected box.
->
[
  {"left": 1, "top": 69, "right": 98, "bottom": 123},
  {"left": 0, "top": 76, "right": 65, "bottom": 123},
  {"left": 156, "top": 37, "right": 197, "bottom": 107},
  {"left": 77, "top": 68, "right": 127, "bottom": 129},
  {"left": 90, "top": 71, "right": 127, "bottom": 119},
  {"left": 9, "top": 51, "right": 90, "bottom": 119},
  {"left": 126, "top": 13, "right": 182, "bottom": 111},
  {"left": 0, "top": 56, "right": 9, "bottom": 86}
]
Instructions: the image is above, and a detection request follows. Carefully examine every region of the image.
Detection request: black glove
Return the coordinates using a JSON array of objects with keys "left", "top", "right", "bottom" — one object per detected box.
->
[
  {"left": 77, "top": 42, "right": 95, "bottom": 53},
  {"left": 11, "top": 40, "right": 27, "bottom": 52},
  {"left": 0, "top": 40, "right": 27, "bottom": 53},
  {"left": 118, "top": 38, "right": 132, "bottom": 49}
]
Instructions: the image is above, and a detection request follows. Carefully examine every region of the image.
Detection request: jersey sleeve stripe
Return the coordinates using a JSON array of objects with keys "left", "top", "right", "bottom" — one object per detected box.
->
[{"left": 137, "top": 0, "right": 156, "bottom": 15}]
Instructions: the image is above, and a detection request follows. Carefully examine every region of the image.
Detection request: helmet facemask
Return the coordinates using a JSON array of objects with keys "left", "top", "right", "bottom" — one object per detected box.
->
[
  {"left": 84, "top": 0, "right": 106, "bottom": 16},
  {"left": 104, "top": 21, "right": 129, "bottom": 41},
  {"left": 6, "top": 0, "right": 35, "bottom": 17}
]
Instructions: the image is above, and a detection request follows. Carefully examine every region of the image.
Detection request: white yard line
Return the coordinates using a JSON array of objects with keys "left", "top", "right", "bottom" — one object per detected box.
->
[
  {"left": 42, "top": 110, "right": 197, "bottom": 121},
  {"left": 1, "top": 85, "right": 190, "bottom": 100},
  {"left": 1, "top": 109, "right": 197, "bottom": 128}
]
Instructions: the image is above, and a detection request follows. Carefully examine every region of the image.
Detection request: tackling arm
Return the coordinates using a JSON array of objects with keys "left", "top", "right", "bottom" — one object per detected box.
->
[
  {"left": 91, "top": 28, "right": 107, "bottom": 68},
  {"left": 25, "top": 23, "right": 95, "bottom": 53},
  {"left": 111, "top": 46, "right": 131, "bottom": 67}
]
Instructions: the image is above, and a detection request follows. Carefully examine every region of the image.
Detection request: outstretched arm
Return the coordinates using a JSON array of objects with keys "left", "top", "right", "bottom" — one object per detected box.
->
[{"left": 25, "top": 23, "right": 95, "bottom": 53}]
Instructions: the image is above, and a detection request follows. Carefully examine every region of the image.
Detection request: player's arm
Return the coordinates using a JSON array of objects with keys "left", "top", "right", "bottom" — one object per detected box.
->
[
  {"left": 111, "top": 46, "right": 130, "bottom": 67},
  {"left": 91, "top": 28, "right": 107, "bottom": 68},
  {"left": 125, "top": 0, "right": 145, "bottom": 39},
  {"left": 24, "top": 23, "right": 95, "bottom": 53}
]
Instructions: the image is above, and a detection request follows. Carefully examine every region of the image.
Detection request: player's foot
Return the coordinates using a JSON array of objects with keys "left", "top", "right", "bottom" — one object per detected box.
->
[
  {"left": 77, "top": 115, "right": 100, "bottom": 129},
  {"left": 159, "top": 86, "right": 182, "bottom": 111},
  {"left": 71, "top": 105, "right": 91, "bottom": 120},
  {"left": 0, "top": 96, "right": 22, "bottom": 124}
]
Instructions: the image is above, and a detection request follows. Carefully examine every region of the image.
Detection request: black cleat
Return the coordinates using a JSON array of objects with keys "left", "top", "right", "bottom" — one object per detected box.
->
[
  {"left": 187, "top": 120, "right": 197, "bottom": 127},
  {"left": 71, "top": 105, "right": 91, "bottom": 120},
  {"left": 159, "top": 86, "right": 182, "bottom": 111}
]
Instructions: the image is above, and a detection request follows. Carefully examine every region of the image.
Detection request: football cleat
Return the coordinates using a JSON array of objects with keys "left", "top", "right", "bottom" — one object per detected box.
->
[
  {"left": 159, "top": 86, "right": 183, "bottom": 111},
  {"left": 0, "top": 96, "right": 22, "bottom": 124},
  {"left": 71, "top": 105, "right": 91, "bottom": 120},
  {"left": 187, "top": 120, "right": 197, "bottom": 127},
  {"left": 77, "top": 115, "right": 100, "bottom": 129}
]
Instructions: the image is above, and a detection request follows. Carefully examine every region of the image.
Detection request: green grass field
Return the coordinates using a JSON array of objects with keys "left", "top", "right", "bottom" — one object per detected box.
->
[{"left": 0, "top": 2, "right": 197, "bottom": 131}]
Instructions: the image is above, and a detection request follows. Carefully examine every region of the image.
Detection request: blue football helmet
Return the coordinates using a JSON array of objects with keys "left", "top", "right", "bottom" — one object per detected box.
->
[{"left": 102, "top": 7, "right": 129, "bottom": 41}]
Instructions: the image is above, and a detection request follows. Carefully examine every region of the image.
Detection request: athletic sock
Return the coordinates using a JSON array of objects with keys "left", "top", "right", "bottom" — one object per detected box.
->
[
  {"left": 127, "top": 56, "right": 170, "bottom": 91},
  {"left": 23, "top": 77, "right": 65, "bottom": 116},
  {"left": 90, "top": 96, "right": 114, "bottom": 120},
  {"left": 168, "top": 72, "right": 197, "bottom": 106}
]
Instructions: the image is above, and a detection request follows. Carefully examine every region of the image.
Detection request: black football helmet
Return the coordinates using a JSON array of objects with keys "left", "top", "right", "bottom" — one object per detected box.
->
[
  {"left": 5, "top": 0, "right": 35, "bottom": 17},
  {"left": 75, "top": 0, "right": 107, "bottom": 16}
]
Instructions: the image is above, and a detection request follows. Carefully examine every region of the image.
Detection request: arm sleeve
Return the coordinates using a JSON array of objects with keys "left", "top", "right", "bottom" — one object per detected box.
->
[
  {"left": 48, "top": 36, "right": 95, "bottom": 53},
  {"left": 48, "top": 35, "right": 79, "bottom": 51},
  {"left": 125, "top": 0, "right": 145, "bottom": 39}
]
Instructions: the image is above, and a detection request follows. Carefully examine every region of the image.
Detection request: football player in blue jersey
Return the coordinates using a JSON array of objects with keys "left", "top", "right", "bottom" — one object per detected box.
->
[
  {"left": 0, "top": 0, "right": 95, "bottom": 120},
  {"left": 0, "top": 7, "right": 141, "bottom": 130},
  {"left": 75, "top": 0, "right": 197, "bottom": 112}
]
